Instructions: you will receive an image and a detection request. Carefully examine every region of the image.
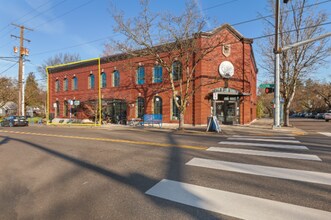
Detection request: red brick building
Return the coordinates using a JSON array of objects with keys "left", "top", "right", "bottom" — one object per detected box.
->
[{"left": 47, "top": 24, "right": 258, "bottom": 125}]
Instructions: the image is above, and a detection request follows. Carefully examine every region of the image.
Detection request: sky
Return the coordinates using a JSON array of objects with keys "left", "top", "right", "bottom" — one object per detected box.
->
[{"left": 0, "top": 0, "right": 330, "bottom": 86}]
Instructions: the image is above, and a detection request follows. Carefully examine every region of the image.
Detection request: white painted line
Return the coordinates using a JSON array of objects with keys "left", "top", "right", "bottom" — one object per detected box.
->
[
  {"left": 227, "top": 137, "right": 300, "bottom": 143},
  {"left": 231, "top": 135, "right": 296, "bottom": 139},
  {"left": 318, "top": 132, "right": 331, "bottom": 137},
  {"left": 218, "top": 141, "right": 308, "bottom": 150},
  {"left": 186, "top": 158, "right": 331, "bottom": 185},
  {"left": 146, "top": 179, "right": 331, "bottom": 220},
  {"left": 207, "top": 147, "right": 321, "bottom": 161}
]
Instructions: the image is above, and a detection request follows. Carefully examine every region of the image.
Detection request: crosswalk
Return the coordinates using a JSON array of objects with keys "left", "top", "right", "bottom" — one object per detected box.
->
[
  {"left": 319, "top": 132, "right": 331, "bottom": 137},
  {"left": 145, "top": 135, "right": 331, "bottom": 219}
]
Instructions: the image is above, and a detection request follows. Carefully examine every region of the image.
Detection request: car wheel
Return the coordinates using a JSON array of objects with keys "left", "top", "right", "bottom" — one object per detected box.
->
[{"left": 326, "top": 119, "right": 329, "bottom": 122}]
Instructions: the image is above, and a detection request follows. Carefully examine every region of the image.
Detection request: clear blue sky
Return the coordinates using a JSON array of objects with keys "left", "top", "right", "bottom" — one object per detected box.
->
[{"left": 0, "top": 0, "right": 330, "bottom": 85}]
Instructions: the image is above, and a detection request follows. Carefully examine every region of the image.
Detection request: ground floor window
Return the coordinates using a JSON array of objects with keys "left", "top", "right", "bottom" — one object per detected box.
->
[
  {"left": 64, "top": 101, "right": 68, "bottom": 117},
  {"left": 137, "top": 97, "right": 145, "bottom": 118},
  {"left": 154, "top": 96, "right": 162, "bottom": 114},
  {"left": 56, "top": 101, "right": 60, "bottom": 117},
  {"left": 172, "top": 96, "right": 180, "bottom": 120}
]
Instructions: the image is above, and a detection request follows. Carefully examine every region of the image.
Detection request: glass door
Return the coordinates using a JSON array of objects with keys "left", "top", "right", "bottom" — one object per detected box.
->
[{"left": 215, "top": 101, "right": 238, "bottom": 125}]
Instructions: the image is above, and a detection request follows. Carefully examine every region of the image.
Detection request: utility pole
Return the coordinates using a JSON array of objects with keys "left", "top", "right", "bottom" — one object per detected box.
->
[
  {"left": 274, "top": 0, "right": 281, "bottom": 128},
  {"left": 273, "top": 0, "right": 290, "bottom": 128},
  {"left": 11, "top": 23, "right": 33, "bottom": 116}
]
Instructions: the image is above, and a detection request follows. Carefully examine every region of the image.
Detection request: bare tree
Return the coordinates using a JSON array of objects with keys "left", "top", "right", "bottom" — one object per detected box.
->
[
  {"left": 259, "top": 0, "right": 331, "bottom": 126},
  {"left": 37, "top": 53, "right": 81, "bottom": 81},
  {"left": 110, "top": 0, "right": 227, "bottom": 129},
  {"left": 314, "top": 82, "right": 331, "bottom": 110}
]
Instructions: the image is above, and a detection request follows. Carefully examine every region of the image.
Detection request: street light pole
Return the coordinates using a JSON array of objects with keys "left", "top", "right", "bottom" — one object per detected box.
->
[{"left": 274, "top": 0, "right": 281, "bottom": 128}]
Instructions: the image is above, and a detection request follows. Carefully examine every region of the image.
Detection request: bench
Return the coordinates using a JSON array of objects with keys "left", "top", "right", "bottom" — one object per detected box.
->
[{"left": 142, "top": 114, "right": 162, "bottom": 128}]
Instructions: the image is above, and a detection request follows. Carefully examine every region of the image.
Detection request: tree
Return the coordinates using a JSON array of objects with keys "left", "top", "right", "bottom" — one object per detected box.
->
[
  {"left": 110, "top": 0, "right": 226, "bottom": 129},
  {"left": 313, "top": 82, "right": 331, "bottom": 110},
  {"left": 24, "top": 72, "right": 43, "bottom": 108},
  {"left": 37, "top": 53, "right": 80, "bottom": 81},
  {"left": 0, "top": 77, "right": 17, "bottom": 108},
  {"left": 259, "top": 0, "right": 331, "bottom": 126},
  {"left": 257, "top": 86, "right": 274, "bottom": 118}
]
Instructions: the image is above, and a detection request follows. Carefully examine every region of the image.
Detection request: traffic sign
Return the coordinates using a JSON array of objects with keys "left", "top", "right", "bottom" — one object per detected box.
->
[{"left": 259, "top": 84, "right": 275, "bottom": 88}]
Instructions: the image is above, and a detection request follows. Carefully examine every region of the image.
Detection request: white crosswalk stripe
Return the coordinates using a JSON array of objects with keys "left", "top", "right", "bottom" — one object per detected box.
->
[
  {"left": 145, "top": 135, "right": 329, "bottom": 218},
  {"left": 186, "top": 157, "right": 331, "bottom": 185},
  {"left": 207, "top": 147, "right": 321, "bottom": 161},
  {"left": 318, "top": 132, "right": 331, "bottom": 137},
  {"left": 231, "top": 135, "right": 296, "bottom": 139},
  {"left": 218, "top": 141, "right": 308, "bottom": 150},
  {"left": 146, "top": 179, "right": 331, "bottom": 220},
  {"left": 227, "top": 137, "right": 301, "bottom": 143}
]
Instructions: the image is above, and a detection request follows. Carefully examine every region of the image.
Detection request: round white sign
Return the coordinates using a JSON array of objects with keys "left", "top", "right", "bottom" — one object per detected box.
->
[{"left": 218, "top": 61, "right": 234, "bottom": 78}]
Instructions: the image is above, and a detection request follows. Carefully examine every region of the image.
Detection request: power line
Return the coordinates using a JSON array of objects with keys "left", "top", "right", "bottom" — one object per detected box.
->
[
  {"left": 0, "top": 0, "right": 67, "bottom": 39},
  {"left": 252, "top": 21, "right": 331, "bottom": 40},
  {"left": 0, "top": 61, "right": 18, "bottom": 75},
  {"left": 31, "top": 34, "right": 120, "bottom": 57},
  {"left": 202, "top": 0, "right": 240, "bottom": 11},
  {"left": 20, "top": 0, "right": 331, "bottom": 58},
  {"left": 21, "top": 0, "right": 68, "bottom": 26},
  {"left": 32, "top": 0, "right": 95, "bottom": 30},
  {"left": 232, "top": 0, "right": 331, "bottom": 27}
]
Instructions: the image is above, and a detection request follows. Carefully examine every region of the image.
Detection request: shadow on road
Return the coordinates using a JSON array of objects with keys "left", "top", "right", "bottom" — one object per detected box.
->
[{"left": 0, "top": 134, "right": 219, "bottom": 219}]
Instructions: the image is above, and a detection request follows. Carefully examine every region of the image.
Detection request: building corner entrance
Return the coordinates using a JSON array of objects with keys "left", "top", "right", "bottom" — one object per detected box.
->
[{"left": 212, "top": 88, "right": 243, "bottom": 125}]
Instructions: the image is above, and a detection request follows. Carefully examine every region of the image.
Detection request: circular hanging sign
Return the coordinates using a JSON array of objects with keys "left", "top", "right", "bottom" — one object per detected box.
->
[{"left": 218, "top": 61, "right": 234, "bottom": 78}]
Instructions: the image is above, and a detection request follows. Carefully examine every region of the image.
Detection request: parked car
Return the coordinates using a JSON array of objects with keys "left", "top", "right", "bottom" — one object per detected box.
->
[
  {"left": 325, "top": 111, "right": 331, "bottom": 122},
  {"left": 315, "top": 113, "right": 325, "bottom": 119},
  {"left": 0, "top": 116, "right": 29, "bottom": 127}
]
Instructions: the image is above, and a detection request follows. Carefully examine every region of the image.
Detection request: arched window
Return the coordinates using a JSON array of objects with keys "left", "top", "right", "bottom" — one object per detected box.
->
[
  {"left": 153, "top": 65, "right": 162, "bottom": 83},
  {"left": 172, "top": 61, "right": 182, "bottom": 81},
  {"left": 113, "top": 70, "right": 120, "bottom": 87},
  {"left": 88, "top": 74, "right": 95, "bottom": 89},
  {"left": 55, "top": 79, "right": 60, "bottom": 92},
  {"left": 72, "top": 76, "right": 78, "bottom": 90},
  {"left": 137, "top": 97, "right": 145, "bottom": 118},
  {"left": 63, "top": 78, "right": 68, "bottom": 91},
  {"left": 172, "top": 96, "right": 181, "bottom": 120},
  {"left": 154, "top": 96, "right": 162, "bottom": 114},
  {"left": 137, "top": 66, "right": 145, "bottom": 85},
  {"left": 56, "top": 100, "right": 60, "bottom": 116},
  {"left": 101, "top": 72, "right": 107, "bottom": 88},
  {"left": 64, "top": 100, "right": 68, "bottom": 117}
]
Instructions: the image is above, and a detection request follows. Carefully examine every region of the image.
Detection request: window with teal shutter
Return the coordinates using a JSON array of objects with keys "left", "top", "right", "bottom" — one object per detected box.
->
[
  {"left": 101, "top": 72, "right": 107, "bottom": 88},
  {"left": 63, "top": 78, "right": 68, "bottom": 91},
  {"left": 172, "top": 61, "right": 182, "bottom": 81},
  {"left": 137, "top": 66, "right": 145, "bottom": 85},
  {"left": 113, "top": 70, "right": 120, "bottom": 87},
  {"left": 89, "top": 74, "right": 95, "bottom": 89},
  {"left": 153, "top": 65, "right": 162, "bottom": 83},
  {"left": 72, "top": 77, "right": 78, "bottom": 90}
]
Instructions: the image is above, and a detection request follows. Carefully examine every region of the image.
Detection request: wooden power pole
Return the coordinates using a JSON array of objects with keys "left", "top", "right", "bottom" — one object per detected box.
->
[{"left": 11, "top": 23, "right": 33, "bottom": 116}]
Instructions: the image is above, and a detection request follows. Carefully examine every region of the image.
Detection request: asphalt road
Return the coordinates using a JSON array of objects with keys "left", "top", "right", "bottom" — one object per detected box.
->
[{"left": 0, "top": 122, "right": 330, "bottom": 219}]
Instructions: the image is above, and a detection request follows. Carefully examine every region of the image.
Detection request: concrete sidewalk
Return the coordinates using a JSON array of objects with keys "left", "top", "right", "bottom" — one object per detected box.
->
[{"left": 100, "top": 118, "right": 306, "bottom": 136}]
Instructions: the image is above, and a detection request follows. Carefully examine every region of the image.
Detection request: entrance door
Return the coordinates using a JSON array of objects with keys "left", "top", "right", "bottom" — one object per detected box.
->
[
  {"left": 215, "top": 101, "right": 238, "bottom": 125},
  {"left": 103, "top": 100, "right": 127, "bottom": 124}
]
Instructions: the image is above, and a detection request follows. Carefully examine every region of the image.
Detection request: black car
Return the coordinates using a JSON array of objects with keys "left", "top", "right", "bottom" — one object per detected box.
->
[{"left": 0, "top": 116, "right": 29, "bottom": 127}]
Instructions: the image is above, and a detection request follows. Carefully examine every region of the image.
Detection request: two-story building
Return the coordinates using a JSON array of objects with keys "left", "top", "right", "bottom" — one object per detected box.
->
[{"left": 47, "top": 24, "right": 258, "bottom": 125}]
